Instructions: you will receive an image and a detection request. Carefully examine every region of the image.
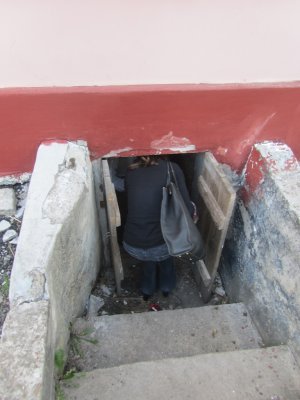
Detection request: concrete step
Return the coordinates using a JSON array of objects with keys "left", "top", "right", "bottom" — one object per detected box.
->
[
  {"left": 71, "top": 303, "right": 262, "bottom": 371},
  {"left": 62, "top": 345, "right": 300, "bottom": 400}
]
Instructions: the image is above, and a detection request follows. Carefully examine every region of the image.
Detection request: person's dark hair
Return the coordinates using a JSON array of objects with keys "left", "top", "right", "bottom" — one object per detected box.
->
[{"left": 128, "top": 155, "right": 160, "bottom": 170}]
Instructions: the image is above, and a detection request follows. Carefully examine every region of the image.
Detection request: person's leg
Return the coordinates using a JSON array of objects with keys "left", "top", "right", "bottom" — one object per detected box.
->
[
  {"left": 158, "top": 257, "right": 176, "bottom": 295},
  {"left": 140, "top": 261, "right": 157, "bottom": 299}
]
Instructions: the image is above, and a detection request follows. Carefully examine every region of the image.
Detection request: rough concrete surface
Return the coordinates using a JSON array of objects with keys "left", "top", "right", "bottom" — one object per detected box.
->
[
  {"left": 9, "top": 141, "right": 100, "bottom": 349},
  {"left": 0, "top": 141, "right": 100, "bottom": 400},
  {"left": 71, "top": 303, "right": 262, "bottom": 371},
  {"left": 62, "top": 345, "right": 300, "bottom": 400},
  {"left": 221, "top": 142, "right": 300, "bottom": 362},
  {"left": 0, "top": 187, "right": 16, "bottom": 215},
  {"left": 0, "top": 301, "right": 53, "bottom": 400},
  {"left": 0, "top": 182, "right": 29, "bottom": 336},
  {"left": 0, "top": 173, "right": 31, "bottom": 186}
]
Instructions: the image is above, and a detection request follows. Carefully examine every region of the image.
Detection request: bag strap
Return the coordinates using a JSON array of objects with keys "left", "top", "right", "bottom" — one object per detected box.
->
[
  {"left": 167, "top": 161, "right": 179, "bottom": 188},
  {"left": 166, "top": 162, "right": 171, "bottom": 186}
]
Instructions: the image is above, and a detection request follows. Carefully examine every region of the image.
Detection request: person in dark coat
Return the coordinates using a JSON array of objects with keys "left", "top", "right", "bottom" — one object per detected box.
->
[{"left": 123, "top": 155, "right": 194, "bottom": 300}]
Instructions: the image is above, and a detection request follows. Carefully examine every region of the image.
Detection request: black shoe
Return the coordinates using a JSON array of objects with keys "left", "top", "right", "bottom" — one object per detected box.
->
[
  {"left": 162, "top": 291, "right": 169, "bottom": 298},
  {"left": 142, "top": 293, "right": 151, "bottom": 301}
]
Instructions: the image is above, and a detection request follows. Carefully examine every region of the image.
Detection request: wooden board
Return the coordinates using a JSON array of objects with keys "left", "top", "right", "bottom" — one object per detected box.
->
[
  {"left": 102, "top": 159, "right": 124, "bottom": 295},
  {"left": 92, "top": 158, "right": 111, "bottom": 270},
  {"left": 192, "top": 152, "right": 236, "bottom": 302}
]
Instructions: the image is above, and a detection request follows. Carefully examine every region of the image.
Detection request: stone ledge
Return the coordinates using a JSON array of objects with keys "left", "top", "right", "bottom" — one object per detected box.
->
[
  {"left": 0, "top": 301, "right": 53, "bottom": 400},
  {"left": 1, "top": 141, "right": 100, "bottom": 400},
  {"left": 0, "top": 188, "right": 16, "bottom": 216}
]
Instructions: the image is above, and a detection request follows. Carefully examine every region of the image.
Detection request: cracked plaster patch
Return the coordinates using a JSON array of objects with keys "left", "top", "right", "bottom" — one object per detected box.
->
[
  {"left": 42, "top": 169, "right": 87, "bottom": 224},
  {"left": 255, "top": 142, "right": 299, "bottom": 174},
  {"left": 103, "top": 147, "right": 133, "bottom": 158},
  {"left": 11, "top": 269, "right": 47, "bottom": 306},
  {"left": 27, "top": 269, "right": 47, "bottom": 302},
  {"left": 151, "top": 132, "right": 195, "bottom": 153}
]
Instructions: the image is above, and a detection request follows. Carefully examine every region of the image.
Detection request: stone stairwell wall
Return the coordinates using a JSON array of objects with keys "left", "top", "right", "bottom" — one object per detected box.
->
[
  {"left": 221, "top": 142, "right": 300, "bottom": 363},
  {"left": 0, "top": 141, "right": 100, "bottom": 400}
]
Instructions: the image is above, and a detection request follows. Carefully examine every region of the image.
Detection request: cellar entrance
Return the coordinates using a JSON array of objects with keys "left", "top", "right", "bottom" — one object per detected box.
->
[{"left": 91, "top": 152, "right": 236, "bottom": 314}]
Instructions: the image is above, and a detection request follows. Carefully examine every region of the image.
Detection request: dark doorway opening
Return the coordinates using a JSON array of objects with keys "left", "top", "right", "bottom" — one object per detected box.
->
[{"left": 92, "top": 152, "right": 235, "bottom": 315}]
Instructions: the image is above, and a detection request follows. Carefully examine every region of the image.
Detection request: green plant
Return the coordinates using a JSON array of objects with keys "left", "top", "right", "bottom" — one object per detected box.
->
[
  {"left": 1, "top": 275, "right": 10, "bottom": 297},
  {"left": 54, "top": 349, "right": 65, "bottom": 376},
  {"left": 62, "top": 368, "right": 77, "bottom": 380},
  {"left": 69, "top": 324, "right": 98, "bottom": 357},
  {"left": 55, "top": 382, "right": 66, "bottom": 400},
  {"left": 54, "top": 325, "right": 97, "bottom": 398},
  {"left": 54, "top": 350, "right": 77, "bottom": 400},
  {"left": 55, "top": 369, "right": 83, "bottom": 399}
]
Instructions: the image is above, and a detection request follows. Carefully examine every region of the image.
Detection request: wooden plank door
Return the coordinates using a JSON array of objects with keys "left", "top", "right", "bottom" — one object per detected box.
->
[
  {"left": 192, "top": 152, "right": 236, "bottom": 302},
  {"left": 102, "top": 159, "right": 124, "bottom": 295},
  {"left": 92, "top": 158, "right": 111, "bottom": 271}
]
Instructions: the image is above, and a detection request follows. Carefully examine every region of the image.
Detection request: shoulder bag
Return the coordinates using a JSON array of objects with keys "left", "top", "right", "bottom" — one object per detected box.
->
[{"left": 160, "top": 162, "right": 205, "bottom": 263}]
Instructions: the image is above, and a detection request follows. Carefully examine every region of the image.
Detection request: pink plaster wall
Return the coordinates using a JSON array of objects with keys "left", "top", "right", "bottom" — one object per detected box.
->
[{"left": 1, "top": 1, "right": 300, "bottom": 87}]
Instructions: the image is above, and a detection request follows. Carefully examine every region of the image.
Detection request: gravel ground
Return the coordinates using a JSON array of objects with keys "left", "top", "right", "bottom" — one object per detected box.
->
[{"left": 0, "top": 181, "right": 29, "bottom": 336}]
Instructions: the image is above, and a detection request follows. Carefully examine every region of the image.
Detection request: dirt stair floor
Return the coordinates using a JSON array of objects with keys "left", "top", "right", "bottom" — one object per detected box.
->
[{"left": 91, "top": 247, "right": 228, "bottom": 315}]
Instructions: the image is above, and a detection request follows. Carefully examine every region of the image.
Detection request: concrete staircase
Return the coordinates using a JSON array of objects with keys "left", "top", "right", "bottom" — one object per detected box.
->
[{"left": 62, "top": 303, "right": 300, "bottom": 399}]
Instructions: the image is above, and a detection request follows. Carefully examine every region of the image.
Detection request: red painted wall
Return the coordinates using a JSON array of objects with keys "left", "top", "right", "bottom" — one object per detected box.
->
[{"left": 0, "top": 84, "right": 299, "bottom": 176}]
